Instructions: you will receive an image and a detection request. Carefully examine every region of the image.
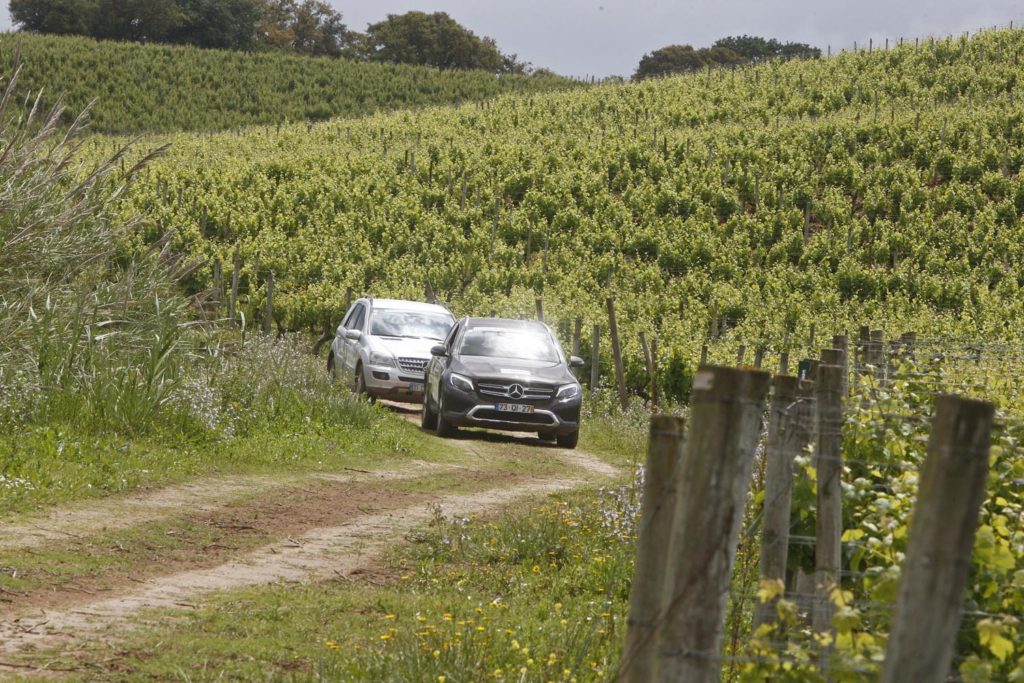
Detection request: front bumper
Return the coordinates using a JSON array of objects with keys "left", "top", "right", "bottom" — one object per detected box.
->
[
  {"left": 440, "top": 384, "right": 582, "bottom": 435},
  {"left": 364, "top": 364, "right": 426, "bottom": 402}
]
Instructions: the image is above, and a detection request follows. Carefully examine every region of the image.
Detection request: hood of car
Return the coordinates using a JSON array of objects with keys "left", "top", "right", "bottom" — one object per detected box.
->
[
  {"left": 455, "top": 356, "right": 575, "bottom": 385},
  {"left": 369, "top": 336, "right": 440, "bottom": 359}
]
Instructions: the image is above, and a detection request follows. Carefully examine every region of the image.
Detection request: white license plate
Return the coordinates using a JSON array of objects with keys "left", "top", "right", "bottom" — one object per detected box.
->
[
  {"left": 495, "top": 403, "right": 534, "bottom": 414},
  {"left": 407, "top": 383, "right": 424, "bottom": 392}
]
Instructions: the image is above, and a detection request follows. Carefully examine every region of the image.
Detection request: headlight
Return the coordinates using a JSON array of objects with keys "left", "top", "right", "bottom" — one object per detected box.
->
[
  {"left": 449, "top": 373, "right": 474, "bottom": 392},
  {"left": 368, "top": 350, "right": 396, "bottom": 367},
  {"left": 557, "top": 383, "right": 581, "bottom": 400}
]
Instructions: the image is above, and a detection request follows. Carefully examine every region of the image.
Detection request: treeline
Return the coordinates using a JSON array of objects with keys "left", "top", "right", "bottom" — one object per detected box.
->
[
  {"left": 0, "top": 32, "right": 577, "bottom": 133},
  {"left": 634, "top": 35, "right": 820, "bottom": 80},
  {"left": 10, "top": 1, "right": 529, "bottom": 73}
]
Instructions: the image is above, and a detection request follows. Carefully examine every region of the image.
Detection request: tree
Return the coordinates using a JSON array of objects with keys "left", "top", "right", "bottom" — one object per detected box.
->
[
  {"left": 633, "top": 45, "right": 707, "bottom": 80},
  {"left": 175, "top": 0, "right": 263, "bottom": 50},
  {"left": 362, "top": 11, "right": 519, "bottom": 73},
  {"left": 713, "top": 35, "right": 820, "bottom": 62},
  {"left": 94, "top": 0, "right": 185, "bottom": 43},
  {"left": 10, "top": 0, "right": 99, "bottom": 35},
  {"left": 257, "top": 0, "right": 350, "bottom": 57}
]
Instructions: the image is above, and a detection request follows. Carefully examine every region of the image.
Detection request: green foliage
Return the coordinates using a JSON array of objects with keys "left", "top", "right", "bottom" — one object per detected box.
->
[
  {"left": 0, "top": 32, "right": 577, "bottom": 133},
  {"left": 713, "top": 35, "right": 821, "bottom": 63},
  {"left": 363, "top": 11, "right": 526, "bottom": 74},
  {"left": 103, "top": 29, "right": 1024, "bottom": 392},
  {"left": 634, "top": 35, "right": 820, "bottom": 80}
]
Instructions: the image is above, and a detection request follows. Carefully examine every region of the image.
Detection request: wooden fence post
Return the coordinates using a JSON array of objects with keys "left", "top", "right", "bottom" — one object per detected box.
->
[
  {"left": 263, "top": 271, "right": 274, "bottom": 335},
  {"left": 753, "top": 346, "right": 765, "bottom": 369},
  {"left": 620, "top": 416, "right": 687, "bottom": 683},
  {"left": 657, "top": 366, "right": 771, "bottom": 683},
  {"left": 344, "top": 286, "right": 353, "bottom": 313},
  {"left": 813, "top": 363, "right": 844, "bottom": 644},
  {"left": 640, "top": 331, "right": 656, "bottom": 405},
  {"left": 535, "top": 297, "right": 544, "bottom": 323},
  {"left": 211, "top": 260, "right": 224, "bottom": 319},
  {"left": 606, "top": 297, "right": 628, "bottom": 410},
  {"left": 700, "top": 344, "right": 709, "bottom": 366},
  {"left": 881, "top": 395, "right": 994, "bottom": 683},
  {"left": 832, "top": 334, "right": 849, "bottom": 397},
  {"left": 229, "top": 248, "right": 240, "bottom": 326},
  {"left": 736, "top": 344, "right": 746, "bottom": 366},
  {"left": 650, "top": 338, "right": 659, "bottom": 407},
  {"left": 869, "top": 329, "right": 886, "bottom": 381},
  {"left": 590, "top": 323, "right": 600, "bottom": 393},
  {"left": 572, "top": 318, "right": 582, "bottom": 357},
  {"left": 755, "top": 375, "right": 808, "bottom": 629}
]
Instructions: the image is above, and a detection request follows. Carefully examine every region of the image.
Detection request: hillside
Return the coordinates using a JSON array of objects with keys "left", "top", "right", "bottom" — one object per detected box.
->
[
  {"left": 106, "top": 29, "right": 1024, "bottom": 387},
  {"left": 0, "top": 32, "right": 579, "bottom": 134}
]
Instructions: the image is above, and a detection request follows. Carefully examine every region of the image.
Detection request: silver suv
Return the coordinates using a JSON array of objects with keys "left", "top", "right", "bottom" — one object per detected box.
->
[{"left": 328, "top": 298, "right": 455, "bottom": 402}]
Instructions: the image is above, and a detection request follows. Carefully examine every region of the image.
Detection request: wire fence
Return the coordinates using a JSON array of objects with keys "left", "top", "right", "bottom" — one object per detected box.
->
[{"left": 619, "top": 328, "right": 1023, "bottom": 682}]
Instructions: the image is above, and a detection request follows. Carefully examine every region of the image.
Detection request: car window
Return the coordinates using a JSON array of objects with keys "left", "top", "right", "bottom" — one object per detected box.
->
[
  {"left": 346, "top": 304, "right": 366, "bottom": 331},
  {"left": 458, "top": 328, "right": 560, "bottom": 362},
  {"left": 370, "top": 310, "right": 454, "bottom": 340},
  {"left": 444, "top": 323, "right": 461, "bottom": 350}
]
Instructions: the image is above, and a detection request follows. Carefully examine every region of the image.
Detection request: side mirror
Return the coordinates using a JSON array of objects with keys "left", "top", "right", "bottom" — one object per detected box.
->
[
  {"left": 336, "top": 324, "right": 346, "bottom": 337},
  {"left": 345, "top": 329, "right": 362, "bottom": 341},
  {"left": 569, "top": 356, "right": 585, "bottom": 368},
  {"left": 430, "top": 344, "right": 448, "bottom": 357}
]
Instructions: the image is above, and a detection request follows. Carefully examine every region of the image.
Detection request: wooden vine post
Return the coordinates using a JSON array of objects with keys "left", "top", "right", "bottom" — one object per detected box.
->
[
  {"left": 590, "top": 323, "right": 600, "bottom": 393},
  {"left": 813, "top": 362, "right": 844, "bottom": 644},
  {"left": 229, "top": 248, "right": 240, "bottom": 326},
  {"left": 620, "top": 416, "right": 686, "bottom": 682},
  {"left": 263, "top": 271, "right": 274, "bottom": 335},
  {"left": 657, "top": 366, "right": 771, "bottom": 682},
  {"left": 606, "top": 297, "right": 628, "bottom": 409},
  {"left": 882, "top": 396, "right": 994, "bottom": 683},
  {"left": 755, "top": 374, "right": 809, "bottom": 628}
]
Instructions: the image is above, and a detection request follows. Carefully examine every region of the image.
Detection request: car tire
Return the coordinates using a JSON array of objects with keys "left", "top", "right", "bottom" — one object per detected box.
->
[
  {"left": 421, "top": 392, "right": 438, "bottom": 430},
  {"left": 556, "top": 430, "right": 579, "bottom": 449},
  {"left": 435, "top": 393, "right": 458, "bottom": 438},
  {"left": 354, "top": 363, "right": 375, "bottom": 403}
]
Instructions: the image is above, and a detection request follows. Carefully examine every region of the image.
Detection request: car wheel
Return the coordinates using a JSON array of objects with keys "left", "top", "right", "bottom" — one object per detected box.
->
[
  {"left": 327, "top": 351, "right": 337, "bottom": 380},
  {"left": 556, "top": 430, "right": 579, "bottom": 449},
  {"left": 354, "top": 363, "right": 375, "bottom": 403},
  {"left": 435, "top": 392, "right": 458, "bottom": 438},
  {"left": 421, "top": 392, "right": 438, "bottom": 430}
]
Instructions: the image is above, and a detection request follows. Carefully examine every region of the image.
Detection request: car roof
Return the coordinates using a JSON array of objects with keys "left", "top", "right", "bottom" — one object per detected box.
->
[
  {"left": 362, "top": 298, "right": 453, "bottom": 316},
  {"left": 462, "top": 317, "right": 551, "bottom": 332}
]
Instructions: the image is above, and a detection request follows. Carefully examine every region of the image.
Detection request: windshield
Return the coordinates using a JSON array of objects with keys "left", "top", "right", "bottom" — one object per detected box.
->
[
  {"left": 459, "top": 328, "right": 560, "bottom": 363},
  {"left": 370, "top": 310, "right": 453, "bottom": 340}
]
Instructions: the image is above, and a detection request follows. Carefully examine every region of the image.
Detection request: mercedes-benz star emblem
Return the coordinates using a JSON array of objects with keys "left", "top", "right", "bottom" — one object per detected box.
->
[{"left": 508, "top": 384, "right": 525, "bottom": 399}]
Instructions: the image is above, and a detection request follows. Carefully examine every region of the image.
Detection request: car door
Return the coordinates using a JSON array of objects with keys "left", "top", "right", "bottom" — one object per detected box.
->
[
  {"left": 341, "top": 303, "right": 367, "bottom": 376},
  {"left": 333, "top": 304, "right": 356, "bottom": 362},
  {"left": 428, "top": 321, "right": 460, "bottom": 405}
]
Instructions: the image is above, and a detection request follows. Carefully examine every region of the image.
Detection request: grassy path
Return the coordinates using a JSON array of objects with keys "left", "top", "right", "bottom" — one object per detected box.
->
[{"left": 0, "top": 413, "right": 621, "bottom": 678}]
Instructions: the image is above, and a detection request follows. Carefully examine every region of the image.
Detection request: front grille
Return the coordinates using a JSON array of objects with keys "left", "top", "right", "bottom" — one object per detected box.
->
[
  {"left": 477, "top": 382, "right": 554, "bottom": 400},
  {"left": 397, "top": 357, "right": 428, "bottom": 375},
  {"left": 472, "top": 409, "right": 556, "bottom": 425}
]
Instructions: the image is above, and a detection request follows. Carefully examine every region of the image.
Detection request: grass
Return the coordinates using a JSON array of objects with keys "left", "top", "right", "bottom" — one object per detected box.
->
[{"left": 31, "top": 484, "right": 639, "bottom": 682}]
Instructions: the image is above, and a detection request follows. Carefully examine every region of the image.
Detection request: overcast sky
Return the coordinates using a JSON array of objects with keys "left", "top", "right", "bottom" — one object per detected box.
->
[{"left": 1, "top": 1, "right": 1023, "bottom": 78}]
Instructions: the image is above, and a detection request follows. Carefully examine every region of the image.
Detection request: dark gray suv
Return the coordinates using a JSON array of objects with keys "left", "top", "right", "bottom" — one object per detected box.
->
[{"left": 421, "top": 317, "right": 584, "bottom": 448}]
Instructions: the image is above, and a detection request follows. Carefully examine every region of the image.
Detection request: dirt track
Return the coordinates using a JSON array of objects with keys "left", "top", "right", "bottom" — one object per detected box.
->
[{"left": 0, "top": 418, "right": 619, "bottom": 675}]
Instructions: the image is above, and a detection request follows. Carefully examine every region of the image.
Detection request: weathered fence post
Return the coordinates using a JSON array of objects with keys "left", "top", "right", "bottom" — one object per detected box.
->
[
  {"left": 211, "top": 260, "right": 224, "bottom": 318},
  {"left": 620, "top": 416, "right": 687, "bottom": 683},
  {"left": 640, "top": 331, "right": 657, "bottom": 406},
  {"left": 535, "top": 297, "right": 544, "bottom": 323},
  {"left": 869, "top": 329, "right": 886, "bottom": 381},
  {"left": 813, "top": 363, "right": 844, "bottom": 643},
  {"left": 700, "top": 344, "right": 709, "bottom": 366},
  {"left": 881, "top": 396, "right": 994, "bottom": 683},
  {"left": 657, "top": 366, "right": 771, "bottom": 683},
  {"left": 572, "top": 318, "right": 582, "bottom": 357},
  {"left": 606, "top": 297, "right": 628, "bottom": 409},
  {"left": 832, "top": 334, "right": 849, "bottom": 397},
  {"left": 590, "top": 323, "right": 600, "bottom": 393},
  {"left": 753, "top": 346, "right": 765, "bottom": 369},
  {"left": 263, "top": 271, "right": 274, "bottom": 335},
  {"left": 229, "top": 248, "right": 240, "bottom": 326},
  {"left": 755, "top": 375, "right": 808, "bottom": 629},
  {"left": 736, "top": 344, "right": 746, "bottom": 366}
]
